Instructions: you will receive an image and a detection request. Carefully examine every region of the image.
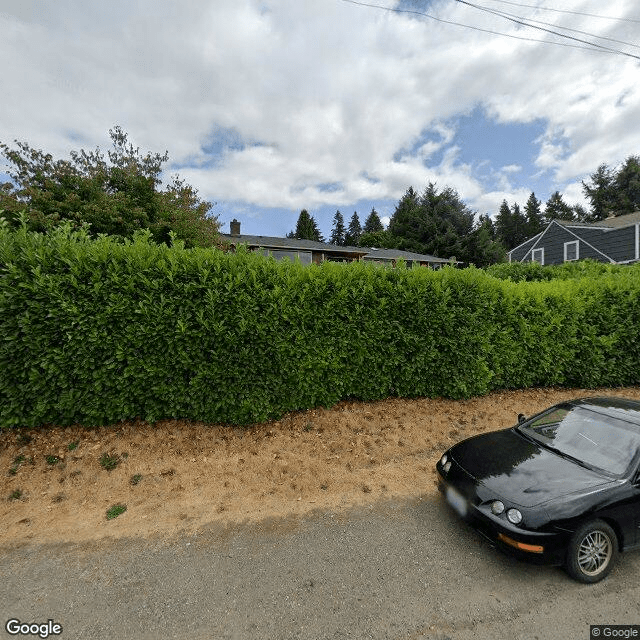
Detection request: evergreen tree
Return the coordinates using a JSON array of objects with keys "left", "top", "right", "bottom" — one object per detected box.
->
[
  {"left": 582, "top": 163, "right": 616, "bottom": 221},
  {"left": 388, "top": 183, "right": 474, "bottom": 260},
  {"left": 477, "top": 213, "right": 497, "bottom": 240},
  {"left": 613, "top": 155, "right": 640, "bottom": 214},
  {"left": 465, "top": 217, "right": 507, "bottom": 267},
  {"left": 289, "top": 209, "right": 324, "bottom": 242},
  {"left": 494, "top": 200, "right": 513, "bottom": 248},
  {"left": 329, "top": 209, "right": 346, "bottom": 245},
  {"left": 572, "top": 203, "right": 589, "bottom": 223},
  {"left": 544, "top": 191, "right": 575, "bottom": 222},
  {"left": 363, "top": 207, "right": 384, "bottom": 234},
  {"left": 494, "top": 200, "right": 528, "bottom": 250},
  {"left": 524, "top": 192, "right": 545, "bottom": 236},
  {"left": 344, "top": 211, "right": 362, "bottom": 246}
]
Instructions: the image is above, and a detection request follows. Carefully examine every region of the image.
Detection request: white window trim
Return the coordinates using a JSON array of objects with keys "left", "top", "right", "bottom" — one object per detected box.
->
[
  {"left": 532, "top": 248, "right": 544, "bottom": 264},
  {"left": 564, "top": 240, "right": 579, "bottom": 262}
]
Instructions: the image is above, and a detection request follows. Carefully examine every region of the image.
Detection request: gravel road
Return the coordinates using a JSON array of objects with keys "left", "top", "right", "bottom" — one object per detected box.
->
[{"left": 2, "top": 495, "right": 639, "bottom": 640}]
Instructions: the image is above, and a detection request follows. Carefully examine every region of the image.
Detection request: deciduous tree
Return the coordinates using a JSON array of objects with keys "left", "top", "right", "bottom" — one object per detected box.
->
[{"left": 0, "top": 126, "right": 220, "bottom": 247}]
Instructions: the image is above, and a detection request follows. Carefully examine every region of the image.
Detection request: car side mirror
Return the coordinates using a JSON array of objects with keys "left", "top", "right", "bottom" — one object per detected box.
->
[{"left": 518, "top": 413, "right": 527, "bottom": 425}]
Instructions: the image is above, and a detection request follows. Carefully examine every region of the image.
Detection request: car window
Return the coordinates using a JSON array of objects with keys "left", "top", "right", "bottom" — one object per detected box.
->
[{"left": 521, "top": 405, "right": 640, "bottom": 476}]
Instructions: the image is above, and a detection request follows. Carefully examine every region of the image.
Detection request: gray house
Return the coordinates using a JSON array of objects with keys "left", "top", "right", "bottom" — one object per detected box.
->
[
  {"left": 221, "top": 220, "right": 452, "bottom": 268},
  {"left": 508, "top": 211, "right": 640, "bottom": 265}
]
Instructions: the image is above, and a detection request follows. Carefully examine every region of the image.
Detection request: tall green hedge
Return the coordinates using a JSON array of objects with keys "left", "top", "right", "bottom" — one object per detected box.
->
[{"left": 1, "top": 221, "right": 639, "bottom": 427}]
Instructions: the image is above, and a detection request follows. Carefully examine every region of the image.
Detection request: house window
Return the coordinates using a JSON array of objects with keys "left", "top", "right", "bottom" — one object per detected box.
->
[
  {"left": 532, "top": 248, "right": 544, "bottom": 264},
  {"left": 564, "top": 240, "right": 579, "bottom": 262}
]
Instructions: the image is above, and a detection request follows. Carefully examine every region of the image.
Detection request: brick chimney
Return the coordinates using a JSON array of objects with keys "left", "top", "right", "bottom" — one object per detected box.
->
[{"left": 230, "top": 219, "right": 241, "bottom": 236}]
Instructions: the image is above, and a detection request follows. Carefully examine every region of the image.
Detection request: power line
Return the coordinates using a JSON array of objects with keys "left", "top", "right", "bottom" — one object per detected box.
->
[
  {"left": 487, "top": 8, "right": 640, "bottom": 51},
  {"left": 456, "top": 0, "right": 640, "bottom": 59},
  {"left": 338, "top": 0, "right": 640, "bottom": 60},
  {"left": 472, "top": 0, "right": 640, "bottom": 24}
]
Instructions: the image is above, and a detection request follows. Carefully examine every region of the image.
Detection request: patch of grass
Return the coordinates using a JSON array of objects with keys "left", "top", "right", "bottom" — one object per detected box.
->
[
  {"left": 9, "top": 455, "right": 27, "bottom": 475},
  {"left": 45, "top": 455, "right": 60, "bottom": 465},
  {"left": 9, "top": 489, "right": 23, "bottom": 501},
  {"left": 67, "top": 441, "right": 79, "bottom": 451},
  {"left": 100, "top": 452, "right": 121, "bottom": 471},
  {"left": 130, "top": 474, "right": 143, "bottom": 486},
  {"left": 303, "top": 421, "right": 314, "bottom": 432},
  {"left": 106, "top": 504, "right": 127, "bottom": 520}
]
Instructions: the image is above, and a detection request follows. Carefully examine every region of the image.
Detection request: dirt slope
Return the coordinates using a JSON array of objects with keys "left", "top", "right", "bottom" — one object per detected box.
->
[{"left": 3, "top": 386, "right": 640, "bottom": 546}]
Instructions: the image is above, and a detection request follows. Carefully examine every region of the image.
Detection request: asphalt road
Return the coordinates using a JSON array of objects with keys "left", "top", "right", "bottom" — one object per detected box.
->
[{"left": 1, "top": 496, "right": 639, "bottom": 640}]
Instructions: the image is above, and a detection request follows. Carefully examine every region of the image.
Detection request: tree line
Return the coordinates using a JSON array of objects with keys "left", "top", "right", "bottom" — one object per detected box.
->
[
  {"left": 2, "top": 128, "right": 638, "bottom": 266},
  {"left": 288, "top": 155, "right": 640, "bottom": 266}
]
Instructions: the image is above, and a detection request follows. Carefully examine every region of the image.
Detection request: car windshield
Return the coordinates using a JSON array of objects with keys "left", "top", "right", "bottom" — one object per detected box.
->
[{"left": 519, "top": 404, "right": 640, "bottom": 476}]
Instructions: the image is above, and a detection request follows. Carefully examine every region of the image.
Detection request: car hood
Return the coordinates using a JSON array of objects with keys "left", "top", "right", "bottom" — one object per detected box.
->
[{"left": 449, "top": 428, "right": 612, "bottom": 508}]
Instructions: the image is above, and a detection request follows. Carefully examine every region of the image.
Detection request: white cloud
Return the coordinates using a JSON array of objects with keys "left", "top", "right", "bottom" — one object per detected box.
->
[{"left": 1, "top": 0, "right": 639, "bottom": 229}]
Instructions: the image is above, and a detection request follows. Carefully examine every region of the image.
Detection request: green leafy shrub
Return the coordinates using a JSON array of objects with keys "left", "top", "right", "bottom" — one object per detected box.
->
[{"left": 0, "top": 221, "right": 639, "bottom": 428}]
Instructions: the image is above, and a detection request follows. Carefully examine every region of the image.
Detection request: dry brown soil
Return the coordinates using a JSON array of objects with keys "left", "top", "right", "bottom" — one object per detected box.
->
[{"left": 3, "top": 386, "right": 640, "bottom": 546}]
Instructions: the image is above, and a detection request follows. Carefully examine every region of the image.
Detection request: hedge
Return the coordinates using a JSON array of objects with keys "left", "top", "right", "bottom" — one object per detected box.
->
[{"left": 1, "top": 221, "right": 639, "bottom": 427}]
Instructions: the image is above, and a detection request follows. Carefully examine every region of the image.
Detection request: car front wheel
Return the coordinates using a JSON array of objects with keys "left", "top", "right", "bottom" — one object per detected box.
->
[{"left": 565, "top": 519, "right": 618, "bottom": 583}]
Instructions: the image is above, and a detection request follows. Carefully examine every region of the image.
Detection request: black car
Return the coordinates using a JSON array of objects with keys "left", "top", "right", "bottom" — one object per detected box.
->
[{"left": 436, "top": 397, "right": 640, "bottom": 583}]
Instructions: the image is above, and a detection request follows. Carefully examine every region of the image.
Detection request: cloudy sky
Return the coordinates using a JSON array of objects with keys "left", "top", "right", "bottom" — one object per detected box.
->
[{"left": 1, "top": 0, "right": 639, "bottom": 239}]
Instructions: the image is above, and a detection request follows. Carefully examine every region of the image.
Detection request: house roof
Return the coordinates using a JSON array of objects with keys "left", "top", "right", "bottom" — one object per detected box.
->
[
  {"left": 359, "top": 246, "right": 453, "bottom": 263},
  {"left": 220, "top": 233, "right": 450, "bottom": 263},
  {"left": 557, "top": 211, "right": 640, "bottom": 230},
  {"left": 220, "top": 233, "right": 367, "bottom": 256},
  {"left": 595, "top": 211, "right": 640, "bottom": 229},
  {"left": 508, "top": 211, "right": 640, "bottom": 257}
]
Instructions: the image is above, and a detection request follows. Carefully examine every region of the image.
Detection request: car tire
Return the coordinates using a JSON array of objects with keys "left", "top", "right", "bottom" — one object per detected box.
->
[{"left": 565, "top": 519, "right": 618, "bottom": 583}]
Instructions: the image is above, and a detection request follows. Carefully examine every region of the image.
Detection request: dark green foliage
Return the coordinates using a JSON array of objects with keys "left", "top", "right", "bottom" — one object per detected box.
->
[
  {"left": 329, "top": 210, "right": 346, "bottom": 245},
  {"left": 580, "top": 156, "right": 640, "bottom": 220},
  {"left": 363, "top": 208, "right": 384, "bottom": 234},
  {"left": 495, "top": 200, "right": 529, "bottom": 250},
  {"left": 464, "top": 217, "right": 506, "bottom": 267},
  {"left": 0, "top": 127, "right": 220, "bottom": 248},
  {"left": 344, "top": 212, "right": 362, "bottom": 246},
  {"left": 524, "top": 192, "right": 544, "bottom": 237},
  {"left": 545, "top": 191, "right": 575, "bottom": 222},
  {"left": 582, "top": 164, "right": 617, "bottom": 221},
  {"left": 613, "top": 155, "right": 640, "bottom": 214},
  {"left": 1, "top": 223, "right": 639, "bottom": 428},
  {"left": 358, "top": 229, "right": 396, "bottom": 249},
  {"left": 288, "top": 209, "right": 324, "bottom": 242},
  {"left": 388, "top": 184, "right": 476, "bottom": 262}
]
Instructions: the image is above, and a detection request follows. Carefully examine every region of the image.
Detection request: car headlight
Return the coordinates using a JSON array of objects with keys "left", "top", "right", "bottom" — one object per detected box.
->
[
  {"left": 443, "top": 461, "right": 451, "bottom": 472},
  {"left": 506, "top": 508, "right": 523, "bottom": 524},
  {"left": 490, "top": 500, "right": 505, "bottom": 515},
  {"left": 440, "top": 454, "right": 448, "bottom": 466}
]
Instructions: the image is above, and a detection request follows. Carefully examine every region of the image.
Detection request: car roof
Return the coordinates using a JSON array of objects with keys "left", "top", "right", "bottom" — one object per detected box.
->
[{"left": 568, "top": 397, "right": 640, "bottom": 425}]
